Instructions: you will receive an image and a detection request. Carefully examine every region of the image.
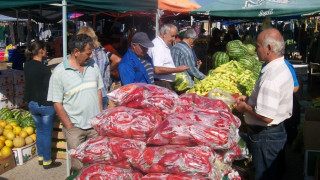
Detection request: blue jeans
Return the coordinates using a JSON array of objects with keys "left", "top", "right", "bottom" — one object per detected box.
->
[
  {"left": 247, "top": 122, "right": 287, "bottom": 180},
  {"left": 28, "top": 101, "right": 56, "bottom": 162}
]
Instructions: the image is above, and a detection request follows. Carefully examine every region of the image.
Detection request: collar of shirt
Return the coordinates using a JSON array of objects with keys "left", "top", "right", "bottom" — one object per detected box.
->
[
  {"left": 156, "top": 36, "right": 169, "bottom": 49},
  {"left": 261, "top": 56, "right": 284, "bottom": 74},
  {"left": 180, "top": 41, "right": 192, "bottom": 49},
  {"left": 63, "top": 56, "right": 94, "bottom": 70}
]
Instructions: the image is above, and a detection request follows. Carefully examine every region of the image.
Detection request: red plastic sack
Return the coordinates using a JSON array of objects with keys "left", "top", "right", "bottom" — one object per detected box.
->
[
  {"left": 179, "top": 93, "right": 230, "bottom": 112},
  {"left": 141, "top": 173, "right": 207, "bottom": 180},
  {"left": 89, "top": 107, "right": 162, "bottom": 141},
  {"left": 75, "top": 164, "right": 142, "bottom": 180},
  {"left": 147, "top": 111, "right": 240, "bottom": 150},
  {"left": 107, "top": 83, "right": 181, "bottom": 116},
  {"left": 69, "top": 136, "right": 146, "bottom": 168},
  {"left": 129, "top": 145, "right": 221, "bottom": 179}
]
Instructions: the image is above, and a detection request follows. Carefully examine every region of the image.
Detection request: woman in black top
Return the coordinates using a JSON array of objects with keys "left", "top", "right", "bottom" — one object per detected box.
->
[{"left": 24, "top": 40, "right": 61, "bottom": 169}]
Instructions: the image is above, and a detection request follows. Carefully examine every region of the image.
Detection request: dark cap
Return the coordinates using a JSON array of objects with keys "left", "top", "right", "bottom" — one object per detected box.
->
[{"left": 131, "top": 32, "right": 154, "bottom": 48}]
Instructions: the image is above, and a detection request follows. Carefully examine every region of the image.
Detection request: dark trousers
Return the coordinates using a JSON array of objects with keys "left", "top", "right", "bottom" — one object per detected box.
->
[
  {"left": 154, "top": 79, "right": 174, "bottom": 91},
  {"left": 246, "top": 122, "right": 287, "bottom": 180}
]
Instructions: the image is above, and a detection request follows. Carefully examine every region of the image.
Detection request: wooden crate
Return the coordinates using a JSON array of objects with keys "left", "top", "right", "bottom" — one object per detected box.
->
[
  {"left": 51, "top": 151, "right": 67, "bottom": 160},
  {"left": 51, "top": 120, "right": 67, "bottom": 160}
]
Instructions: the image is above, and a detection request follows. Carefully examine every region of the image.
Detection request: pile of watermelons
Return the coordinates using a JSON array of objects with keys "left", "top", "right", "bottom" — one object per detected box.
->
[
  {"left": 212, "top": 40, "right": 259, "bottom": 72},
  {"left": 0, "top": 108, "right": 35, "bottom": 129}
]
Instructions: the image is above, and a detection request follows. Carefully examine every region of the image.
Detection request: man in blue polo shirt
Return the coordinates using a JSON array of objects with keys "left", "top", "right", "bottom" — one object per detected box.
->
[{"left": 47, "top": 34, "right": 103, "bottom": 173}]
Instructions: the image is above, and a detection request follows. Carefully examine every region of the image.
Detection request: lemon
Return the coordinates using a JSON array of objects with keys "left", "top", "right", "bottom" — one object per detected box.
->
[
  {"left": 3, "top": 129, "right": 12, "bottom": 137},
  {"left": 0, "top": 120, "right": 7, "bottom": 128},
  {"left": 0, "top": 136, "right": 5, "bottom": 142},
  {"left": 1, "top": 146, "right": 12, "bottom": 158},
  {"left": 29, "top": 134, "right": 36, "bottom": 142},
  {"left": 4, "top": 140, "right": 13, "bottom": 148},
  {"left": 13, "top": 126, "right": 22, "bottom": 135},
  {"left": 19, "top": 130, "right": 28, "bottom": 138},
  {"left": 24, "top": 127, "right": 34, "bottom": 135},
  {"left": 13, "top": 137, "right": 25, "bottom": 148},
  {"left": 0, "top": 140, "right": 4, "bottom": 149},
  {"left": 0, "top": 127, "right": 3, "bottom": 135},
  {"left": 4, "top": 124, "right": 12, "bottom": 130},
  {"left": 5, "top": 132, "right": 15, "bottom": 140},
  {"left": 9, "top": 122, "right": 17, "bottom": 127},
  {"left": 25, "top": 136, "right": 33, "bottom": 145}
]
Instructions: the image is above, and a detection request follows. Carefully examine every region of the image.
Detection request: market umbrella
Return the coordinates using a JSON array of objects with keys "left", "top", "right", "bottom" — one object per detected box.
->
[
  {"left": 67, "top": 13, "right": 84, "bottom": 19},
  {"left": 190, "top": 0, "right": 320, "bottom": 18}
]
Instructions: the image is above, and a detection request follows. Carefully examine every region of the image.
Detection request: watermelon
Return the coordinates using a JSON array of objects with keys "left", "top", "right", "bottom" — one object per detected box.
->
[
  {"left": 212, "top": 51, "right": 230, "bottom": 68},
  {"left": 21, "top": 111, "right": 32, "bottom": 119},
  {"left": 11, "top": 109, "right": 22, "bottom": 121},
  {"left": 245, "top": 44, "right": 256, "bottom": 55},
  {"left": 0, "top": 109, "right": 13, "bottom": 120},
  {"left": 226, "top": 40, "right": 248, "bottom": 60},
  {"left": 6, "top": 118, "right": 20, "bottom": 125},
  {"left": 20, "top": 116, "right": 36, "bottom": 129},
  {"left": 238, "top": 55, "right": 256, "bottom": 70}
]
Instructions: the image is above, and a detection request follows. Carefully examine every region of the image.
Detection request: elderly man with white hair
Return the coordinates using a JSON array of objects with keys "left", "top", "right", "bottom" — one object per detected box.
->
[
  {"left": 235, "top": 28, "right": 293, "bottom": 180},
  {"left": 148, "top": 24, "right": 189, "bottom": 90}
]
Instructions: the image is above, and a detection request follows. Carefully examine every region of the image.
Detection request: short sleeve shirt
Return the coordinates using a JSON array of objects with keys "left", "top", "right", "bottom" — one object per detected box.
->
[
  {"left": 245, "top": 57, "right": 293, "bottom": 126},
  {"left": 47, "top": 58, "right": 103, "bottom": 129},
  {"left": 148, "top": 36, "right": 176, "bottom": 82}
]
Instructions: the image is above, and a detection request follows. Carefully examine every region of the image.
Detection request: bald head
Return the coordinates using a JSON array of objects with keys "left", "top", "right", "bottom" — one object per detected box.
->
[{"left": 258, "top": 28, "right": 285, "bottom": 56}]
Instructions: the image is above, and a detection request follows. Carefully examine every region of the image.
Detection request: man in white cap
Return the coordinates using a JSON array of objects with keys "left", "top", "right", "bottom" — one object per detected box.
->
[{"left": 118, "top": 32, "right": 155, "bottom": 85}]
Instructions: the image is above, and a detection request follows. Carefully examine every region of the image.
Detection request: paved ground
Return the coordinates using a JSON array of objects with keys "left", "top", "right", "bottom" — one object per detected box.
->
[{"left": 0, "top": 157, "right": 68, "bottom": 180}]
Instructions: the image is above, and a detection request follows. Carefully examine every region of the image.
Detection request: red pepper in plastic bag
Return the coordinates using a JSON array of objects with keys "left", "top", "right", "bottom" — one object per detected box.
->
[
  {"left": 129, "top": 145, "right": 221, "bottom": 179},
  {"left": 141, "top": 173, "right": 208, "bottom": 180},
  {"left": 69, "top": 136, "right": 146, "bottom": 166},
  {"left": 75, "top": 164, "right": 142, "bottom": 180},
  {"left": 107, "top": 83, "right": 181, "bottom": 116},
  {"left": 148, "top": 111, "right": 240, "bottom": 150},
  {"left": 89, "top": 107, "right": 162, "bottom": 141}
]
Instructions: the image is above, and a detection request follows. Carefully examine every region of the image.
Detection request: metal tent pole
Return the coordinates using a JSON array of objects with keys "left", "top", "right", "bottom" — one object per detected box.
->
[{"left": 62, "top": 0, "right": 67, "bottom": 62}]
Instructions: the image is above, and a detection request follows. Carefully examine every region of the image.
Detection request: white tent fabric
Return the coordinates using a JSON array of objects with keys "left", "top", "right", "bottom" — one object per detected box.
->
[{"left": 0, "top": 14, "right": 28, "bottom": 22}]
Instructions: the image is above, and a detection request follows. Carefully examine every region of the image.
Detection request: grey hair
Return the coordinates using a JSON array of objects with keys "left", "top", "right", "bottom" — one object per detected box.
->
[
  {"left": 183, "top": 28, "right": 198, "bottom": 39},
  {"left": 159, "top": 24, "right": 177, "bottom": 35},
  {"left": 262, "top": 30, "right": 285, "bottom": 55}
]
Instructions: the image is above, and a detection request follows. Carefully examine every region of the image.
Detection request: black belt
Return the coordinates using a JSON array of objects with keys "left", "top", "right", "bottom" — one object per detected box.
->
[{"left": 247, "top": 122, "right": 284, "bottom": 133}]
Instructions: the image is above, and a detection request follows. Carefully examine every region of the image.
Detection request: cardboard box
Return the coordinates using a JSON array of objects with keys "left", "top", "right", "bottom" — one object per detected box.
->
[
  {"left": 0, "top": 72, "right": 13, "bottom": 86},
  {"left": 0, "top": 84, "right": 13, "bottom": 101},
  {"left": 0, "top": 153, "right": 16, "bottom": 174},
  {"left": 13, "top": 95, "right": 27, "bottom": 109},
  {"left": 0, "top": 69, "right": 24, "bottom": 85},
  {"left": 12, "top": 142, "right": 37, "bottom": 165},
  {"left": 13, "top": 83, "right": 24, "bottom": 96},
  {"left": 0, "top": 96, "right": 14, "bottom": 109},
  {"left": 303, "top": 108, "right": 320, "bottom": 150},
  {"left": 12, "top": 70, "right": 24, "bottom": 85}
]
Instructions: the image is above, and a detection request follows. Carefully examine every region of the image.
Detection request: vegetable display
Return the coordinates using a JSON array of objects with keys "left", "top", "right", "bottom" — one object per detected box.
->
[{"left": 72, "top": 83, "right": 246, "bottom": 180}]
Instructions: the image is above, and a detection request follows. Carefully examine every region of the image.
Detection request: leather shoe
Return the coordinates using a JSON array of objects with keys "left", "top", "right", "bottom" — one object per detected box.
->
[{"left": 43, "top": 161, "right": 62, "bottom": 169}]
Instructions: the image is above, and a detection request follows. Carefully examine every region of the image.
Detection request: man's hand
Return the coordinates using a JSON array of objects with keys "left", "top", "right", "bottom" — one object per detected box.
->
[
  {"left": 196, "top": 60, "right": 202, "bottom": 69},
  {"left": 235, "top": 95, "right": 248, "bottom": 113}
]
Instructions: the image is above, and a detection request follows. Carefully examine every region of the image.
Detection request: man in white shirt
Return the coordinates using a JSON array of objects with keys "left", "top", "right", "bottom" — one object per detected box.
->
[
  {"left": 148, "top": 24, "right": 189, "bottom": 90},
  {"left": 235, "top": 28, "right": 293, "bottom": 180}
]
